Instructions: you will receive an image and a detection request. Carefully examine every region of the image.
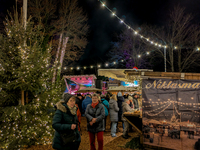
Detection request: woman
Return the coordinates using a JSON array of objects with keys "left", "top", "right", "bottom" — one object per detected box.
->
[
  {"left": 85, "top": 93, "right": 105, "bottom": 150},
  {"left": 109, "top": 94, "right": 119, "bottom": 137},
  {"left": 52, "top": 93, "right": 81, "bottom": 150}
]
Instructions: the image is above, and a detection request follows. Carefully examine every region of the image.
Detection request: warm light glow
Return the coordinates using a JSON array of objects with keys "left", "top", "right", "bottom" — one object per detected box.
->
[
  {"left": 84, "top": 66, "right": 86, "bottom": 69},
  {"left": 174, "top": 46, "right": 177, "bottom": 49},
  {"left": 138, "top": 55, "right": 141, "bottom": 58},
  {"left": 134, "top": 31, "right": 138, "bottom": 35},
  {"left": 98, "top": 65, "right": 101, "bottom": 68},
  {"left": 71, "top": 67, "right": 73, "bottom": 70},
  {"left": 77, "top": 67, "right": 80, "bottom": 70},
  {"left": 64, "top": 67, "right": 66, "bottom": 70},
  {"left": 112, "top": 13, "right": 115, "bottom": 16},
  {"left": 146, "top": 52, "right": 149, "bottom": 55},
  {"left": 90, "top": 66, "right": 93, "bottom": 68},
  {"left": 113, "top": 62, "right": 116, "bottom": 64},
  {"left": 105, "top": 63, "right": 108, "bottom": 67}
]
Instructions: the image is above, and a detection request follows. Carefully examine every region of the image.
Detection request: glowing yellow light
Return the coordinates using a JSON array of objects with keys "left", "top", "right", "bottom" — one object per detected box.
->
[
  {"left": 113, "top": 62, "right": 116, "bottom": 64},
  {"left": 138, "top": 55, "right": 141, "bottom": 58},
  {"left": 84, "top": 66, "right": 86, "bottom": 69},
  {"left": 174, "top": 46, "right": 177, "bottom": 49},
  {"left": 98, "top": 65, "right": 101, "bottom": 68},
  {"left": 90, "top": 66, "right": 93, "bottom": 68},
  {"left": 134, "top": 31, "right": 138, "bottom": 35},
  {"left": 105, "top": 63, "right": 108, "bottom": 67},
  {"left": 146, "top": 52, "right": 149, "bottom": 55}
]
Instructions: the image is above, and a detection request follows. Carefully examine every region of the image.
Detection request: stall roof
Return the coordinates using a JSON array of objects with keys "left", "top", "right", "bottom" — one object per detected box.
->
[
  {"left": 63, "top": 74, "right": 96, "bottom": 86},
  {"left": 98, "top": 69, "right": 153, "bottom": 81},
  {"left": 98, "top": 69, "right": 200, "bottom": 82}
]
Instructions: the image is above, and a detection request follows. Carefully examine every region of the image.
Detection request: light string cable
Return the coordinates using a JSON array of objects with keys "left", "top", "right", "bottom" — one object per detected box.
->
[
  {"left": 98, "top": 0, "right": 200, "bottom": 50},
  {"left": 145, "top": 101, "right": 172, "bottom": 116},
  {"left": 144, "top": 102, "right": 168, "bottom": 113}
]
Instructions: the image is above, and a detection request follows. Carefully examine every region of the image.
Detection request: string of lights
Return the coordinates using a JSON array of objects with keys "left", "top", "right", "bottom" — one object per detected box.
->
[{"left": 97, "top": 0, "right": 200, "bottom": 50}]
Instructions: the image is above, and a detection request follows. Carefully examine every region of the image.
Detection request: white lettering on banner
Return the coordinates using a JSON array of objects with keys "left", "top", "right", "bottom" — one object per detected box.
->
[{"left": 145, "top": 80, "right": 200, "bottom": 89}]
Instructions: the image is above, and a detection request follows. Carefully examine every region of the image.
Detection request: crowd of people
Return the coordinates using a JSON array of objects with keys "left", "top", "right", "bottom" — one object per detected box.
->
[{"left": 52, "top": 91, "right": 140, "bottom": 150}]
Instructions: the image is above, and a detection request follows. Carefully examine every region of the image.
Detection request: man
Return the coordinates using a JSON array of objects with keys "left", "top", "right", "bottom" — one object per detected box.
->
[
  {"left": 133, "top": 93, "right": 139, "bottom": 109},
  {"left": 122, "top": 99, "right": 134, "bottom": 139},
  {"left": 82, "top": 94, "right": 92, "bottom": 115}
]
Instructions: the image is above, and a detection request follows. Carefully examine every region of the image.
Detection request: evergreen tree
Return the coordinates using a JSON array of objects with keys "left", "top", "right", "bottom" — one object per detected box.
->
[{"left": 0, "top": 11, "right": 65, "bottom": 149}]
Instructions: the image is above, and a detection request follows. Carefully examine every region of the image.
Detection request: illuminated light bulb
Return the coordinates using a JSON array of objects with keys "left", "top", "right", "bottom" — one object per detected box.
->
[
  {"left": 102, "top": 3, "right": 105, "bottom": 7},
  {"left": 112, "top": 13, "right": 115, "bottom": 16},
  {"left": 134, "top": 31, "right": 138, "bottom": 35},
  {"left": 113, "top": 62, "right": 116, "bottom": 64},
  {"left": 121, "top": 60, "right": 124, "bottom": 62},
  {"left": 159, "top": 44, "right": 161, "bottom": 47},
  {"left": 98, "top": 65, "right": 101, "bottom": 68},
  {"left": 84, "top": 66, "right": 86, "bottom": 69},
  {"left": 197, "top": 47, "right": 199, "bottom": 51},
  {"left": 120, "top": 20, "right": 123, "bottom": 23},
  {"left": 174, "top": 46, "right": 177, "bottom": 49},
  {"left": 64, "top": 67, "right": 66, "bottom": 70},
  {"left": 138, "top": 55, "right": 141, "bottom": 58},
  {"left": 140, "top": 35, "right": 143, "bottom": 38},
  {"left": 128, "top": 26, "right": 130, "bottom": 29},
  {"left": 90, "top": 66, "right": 93, "bottom": 69},
  {"left": 146, "top": 38, "right": 149, "bottom": 41},
  {"left": 155, "top": 43, "right": 158, "bottom": 46},
  {"left": 146, "top": 52, "right": 149, "bottom": 55},
  {"left": 151, "top": 41, "right": 154, "bottom": 44},
  {"left": 77, "top": 67, "right": 80, "bottom": 70},
  {"left": 105, "top": 63, "right": 108, "bottom": 67},
  {"left": 164, "top": 46, "right": 167, "bottom": 48},
  {"left": 71, "top": 67, "right": 73, "bottom": 70}
]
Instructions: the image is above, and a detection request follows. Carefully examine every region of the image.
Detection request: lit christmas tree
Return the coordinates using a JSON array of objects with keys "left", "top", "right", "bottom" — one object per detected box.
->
[{"left": 0, "top": 11, "right": 65, "bottom": 149}]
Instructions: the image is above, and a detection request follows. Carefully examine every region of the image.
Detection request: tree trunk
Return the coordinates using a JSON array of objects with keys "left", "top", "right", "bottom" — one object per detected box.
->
[
  {"left": 56, "top": 37, "right": 69, "bottom": 81},
  {"left": 52, "top": 33, "right": 63, "bottom": 83}
]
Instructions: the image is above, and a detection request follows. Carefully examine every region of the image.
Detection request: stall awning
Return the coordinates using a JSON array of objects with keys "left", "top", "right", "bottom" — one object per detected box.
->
[{"left": 98, "top": 69, "right": 153, "bottom": 82}]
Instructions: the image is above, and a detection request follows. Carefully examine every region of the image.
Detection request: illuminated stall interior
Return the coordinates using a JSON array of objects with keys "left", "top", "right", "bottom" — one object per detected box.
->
[{"left": 63, "top": 75, "right": 97, "bottom": 94}]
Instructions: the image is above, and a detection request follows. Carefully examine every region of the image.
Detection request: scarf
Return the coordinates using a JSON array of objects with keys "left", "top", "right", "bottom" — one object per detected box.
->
[
  {"left": 91, "top": 101, "right": 99, "bottom": 108},
  {"left": 68, "top": 106, "right": 77, "bottom": 115}
]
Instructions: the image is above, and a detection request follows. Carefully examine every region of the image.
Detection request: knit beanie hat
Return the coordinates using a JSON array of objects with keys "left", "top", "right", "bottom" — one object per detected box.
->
[
  {"left": 117, "top": 92, "right": 122, "bottom": 97},
  {"left": 63, "top": 93, "right": 74, "bottom": 103},
  {"left": 128, "top": 96, "right": 133, "bottom": 100},
  {"left": 124, "top": 99, "right": 130, "bottom": 103}
]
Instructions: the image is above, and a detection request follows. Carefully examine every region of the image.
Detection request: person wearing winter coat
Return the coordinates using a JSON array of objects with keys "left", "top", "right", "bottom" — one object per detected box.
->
[
  {"left": 85, "top": 93, "right": 105, "bottom": 150},
  {"left": 100, "top": 94, "right": 109, "bottom": 131},
  {"left": 52, "top": 93, "right": 81, "bottom": 150},
  {"left": 122, "top": 99, "right": 134, "bottom": 139},
  {"left": 128, "top": 96, "right": 134, "bottom": 108},
  {"left": 117, "top": 92, "right": 125, "bottom": 129},
  {"left": 109, "top": 94, "right": 119, "bottom": 137},
  {"left": 82, "top": 94, "right": 92, "bottom": 115},
  {"left": 133, "top": 93, "right": 139, "bottom": 109}
]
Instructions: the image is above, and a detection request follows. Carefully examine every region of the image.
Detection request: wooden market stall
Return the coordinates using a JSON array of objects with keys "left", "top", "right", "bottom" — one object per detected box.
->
[{"left": 98, "top": 69, "right": 200, "bottom": 150}]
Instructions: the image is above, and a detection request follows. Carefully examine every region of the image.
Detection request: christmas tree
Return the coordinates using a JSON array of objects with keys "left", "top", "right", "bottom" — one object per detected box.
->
[{"left": 0, "top": 11, "right": 65, "bottom": 149}]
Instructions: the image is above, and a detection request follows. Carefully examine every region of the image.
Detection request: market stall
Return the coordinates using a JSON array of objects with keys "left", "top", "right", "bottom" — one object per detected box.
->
[{"left": 98, "top": 69, "right": 200, "bottom": 150}]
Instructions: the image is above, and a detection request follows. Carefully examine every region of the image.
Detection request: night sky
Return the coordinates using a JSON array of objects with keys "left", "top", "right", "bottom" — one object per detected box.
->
[
  {"left": 77, "top": 0, "right": 200, "bottom": 66},
  {"left": 1, "top": 0, "right": 200, "bottom": 69}
]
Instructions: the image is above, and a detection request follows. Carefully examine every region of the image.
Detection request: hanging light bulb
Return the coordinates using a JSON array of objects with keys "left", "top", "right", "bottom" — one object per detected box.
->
[
  {"left": 138, "top": 55, "right": 141, "bottom": 58},
  {"left": 84, "top": 66, "right": 86, "bottom": 69},
  {"left": 105, "top": 63, "right": 108, "bottom": 67}
]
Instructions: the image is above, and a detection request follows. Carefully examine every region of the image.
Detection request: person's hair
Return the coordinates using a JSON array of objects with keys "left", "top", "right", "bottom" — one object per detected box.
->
[
  {"left": 92, "top": 93, "right": 99, "bottom": 98},
  {"left": 111, "top": 94, "right": 117, "bottom": 101}
]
